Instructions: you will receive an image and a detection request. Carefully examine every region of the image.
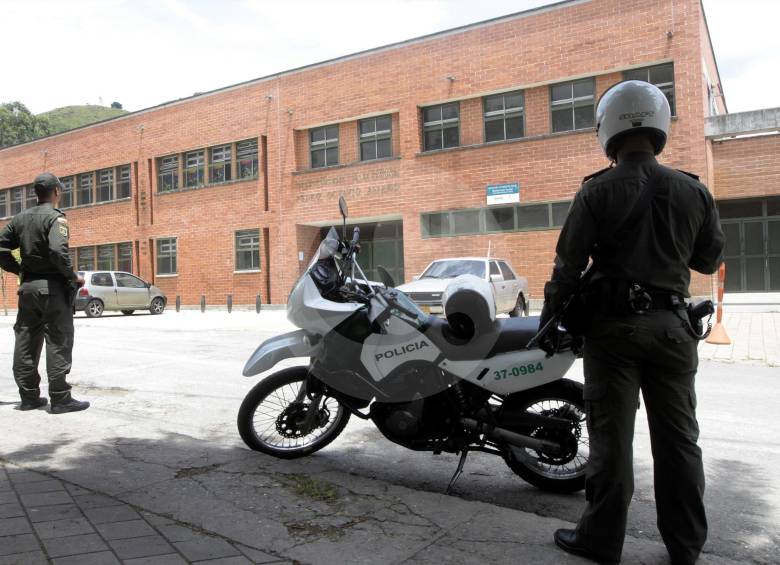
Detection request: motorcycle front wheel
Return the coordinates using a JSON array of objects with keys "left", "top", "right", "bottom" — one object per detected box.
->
[
  {"left": 238, "top": 366, "right": 350, "bottom": 459},
  {"left": 499, "top": 379, "right": 588, "bottom": 493}
]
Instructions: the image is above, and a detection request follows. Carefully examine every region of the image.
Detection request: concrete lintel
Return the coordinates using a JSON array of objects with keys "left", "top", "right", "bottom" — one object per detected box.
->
[{"left": 705, "top": 107, "right": 780, "bottom": 138}]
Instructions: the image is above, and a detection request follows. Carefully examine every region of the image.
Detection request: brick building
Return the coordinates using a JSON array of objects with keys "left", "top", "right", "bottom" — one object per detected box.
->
[{"left": 1, "top": 0, "right": 778, "bottom": 310}]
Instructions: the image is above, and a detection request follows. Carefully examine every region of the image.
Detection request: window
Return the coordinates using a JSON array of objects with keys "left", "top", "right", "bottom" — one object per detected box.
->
[
  {"left": 484, "top": 92, "right": 524, "bottom": 142},
  {"left": 237, "top": 139, "right": 259, "bottom": 179},
  {"left": 422, "top": 103, "right": 459, "bottom": 151},
  {"left": 421, "top": 200, "right": 573, "bottom": 238},
  {"left": 96, "top": 168, "right": 114, "bottom": 202},
  {"left": 489, "top": 261, "right": 501, "bottom": 278},
  {"left": 485, "top": 206, "right": 515, "bottom": 232},
  {"left": 60, "top": 177, "right": 74, "bottom": 209},
  {"left": 235, "top": 229, "right": 261, "bottom": 271},
  {"left": 421, "top": 212, "right": 450, "bottom": 237},
  {"left": 624, "top": 63, "right": 676, "bottom": 116},
  {"left": 91, "top": 272, "right": 114, "bottom": 287},
  {"left": 359, "top": 116, "right": 392, "bottom": 161},
  {"left": 25, "top": 185, "right": 37, "bottom": 209},
  {"left": 0, "top": 190, "right": 7, "bottom": 218},
  {"left": 10, "top": 187, "right": 23, "bottom": 215},
  {"left": 68, "top": 248, "right": 76, "bottom": 267},
  {"left": 116, "top": 272, "right": 146, "bottom": 288},
  {"left": 310, "top": 125, "right": 339, "bottom": 168},
  {"left": 209, "top": 144, "right": 232, "bottom": 183},
  {"left": 97, "top": 244, "right": 116, "bottom": 270},
  {"left": 498, "top": 261, "right": 516, "bottom": 280},
  {"left": 156, "top": 238, "right": 177, "bottom": 275},
  {"left": 117, "top": 166, "right": 131, "bottom": 199},
  {"left": 77, "top": 247, "right": 95, "bottom": 271},
  {"left": 158, "top": 155, "right": 179, "bottom": 193},
  {"left": 551, "top": 201, "right": 571, "bottom": 227},
  {"left": 551, "top": 78, "right": 595, "bottom": 133},
  {"left": 78, "top": 173, "right": 93, "bottom": 205},
  {"left": 452, "top": 209, "right": 481, "bottom": 235},
  {"left": 184, "top": 150, "right": 205, "bottom": 188},
  {"left": 517, "top": 204, "right": 550, "bottom": 229},
  {"left": 118, "top": 242, "right": 133, "bottom": 272}
]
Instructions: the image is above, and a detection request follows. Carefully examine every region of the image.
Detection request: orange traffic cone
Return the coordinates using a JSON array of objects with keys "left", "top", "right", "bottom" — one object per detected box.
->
[{"left": 706, "top": 263, "right": 731, "bottom": 345}]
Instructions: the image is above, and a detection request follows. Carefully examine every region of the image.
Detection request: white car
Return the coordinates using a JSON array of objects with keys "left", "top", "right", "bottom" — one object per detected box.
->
[{"left": 397, "top": 257, "right": 530, "bottom": 317}]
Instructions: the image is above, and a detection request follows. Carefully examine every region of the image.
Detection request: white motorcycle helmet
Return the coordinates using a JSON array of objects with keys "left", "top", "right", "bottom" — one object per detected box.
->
[{"left": 596, "top": 80, "right": 671, "bottom": 160}]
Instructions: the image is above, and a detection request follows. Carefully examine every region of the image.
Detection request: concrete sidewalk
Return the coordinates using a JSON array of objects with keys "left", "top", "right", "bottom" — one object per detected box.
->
[
  {"left": 698, "top": 312, "right": 780, "bottom": 366},
  {"left": 0, "top": 463, "right": 279, "bottom": 564}
]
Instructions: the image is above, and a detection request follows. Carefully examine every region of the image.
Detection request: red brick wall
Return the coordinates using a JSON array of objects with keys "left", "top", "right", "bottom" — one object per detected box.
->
[
  {"left": 1, "top": 0, "right": 723, "bottom": 308},
  {"left": 712, "top": 134, "right": 780, "bottom": 200}
]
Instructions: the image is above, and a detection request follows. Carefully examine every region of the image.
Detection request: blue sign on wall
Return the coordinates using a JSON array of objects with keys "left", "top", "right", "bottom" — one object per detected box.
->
[{"left": 486, "top": 183, "right": 520, "bottom": 205}]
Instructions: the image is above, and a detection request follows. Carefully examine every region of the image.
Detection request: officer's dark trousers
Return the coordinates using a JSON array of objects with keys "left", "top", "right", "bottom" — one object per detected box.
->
[
  {"left": 13, "top": 283, "right": 74, "bottom": 403},
  {"left": 576, "top": 310, "right": 707, "bottom": 564}
]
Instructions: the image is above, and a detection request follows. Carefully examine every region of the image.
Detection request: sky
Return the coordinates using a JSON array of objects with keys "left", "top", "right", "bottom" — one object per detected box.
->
[{"left": 0, "top": 0, "right": 777, "bottom": 115}]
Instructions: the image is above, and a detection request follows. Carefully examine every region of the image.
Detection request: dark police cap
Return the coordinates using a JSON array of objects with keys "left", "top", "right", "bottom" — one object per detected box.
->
[{"left": 33, "top": 172, "right": 64, "bottom": 191}]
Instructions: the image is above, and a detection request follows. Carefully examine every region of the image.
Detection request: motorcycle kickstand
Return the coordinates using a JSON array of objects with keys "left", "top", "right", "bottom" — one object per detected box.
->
[{"left": 445, "top": 449, "right": 469, "bottom": 495}]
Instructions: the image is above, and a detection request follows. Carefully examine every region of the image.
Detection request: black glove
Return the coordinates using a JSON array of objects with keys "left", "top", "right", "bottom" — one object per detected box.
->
[{"left": 537, "top": 303, "right": 560, "bottom": 357}]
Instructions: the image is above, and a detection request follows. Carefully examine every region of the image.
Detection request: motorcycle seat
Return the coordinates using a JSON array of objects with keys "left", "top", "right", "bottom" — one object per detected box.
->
[
  {"left": 486, "top": 316, "right": 541, "bottom": 356},
  {"left": 423, "top": 316, "right": 541, "bottom": 361}
]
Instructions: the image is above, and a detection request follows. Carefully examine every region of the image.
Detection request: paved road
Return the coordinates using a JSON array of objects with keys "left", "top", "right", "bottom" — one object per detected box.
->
[{"left": 0, "top": 310, "right": 775, "bottom": 564}]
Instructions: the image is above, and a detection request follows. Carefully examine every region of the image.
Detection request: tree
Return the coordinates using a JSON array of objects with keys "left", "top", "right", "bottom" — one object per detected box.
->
[
  {"left": 0, "top": 102, "right": 51, "bottom": 148},
  {"left": 110, "top": 101, "right": 123, "bottom": 109}
]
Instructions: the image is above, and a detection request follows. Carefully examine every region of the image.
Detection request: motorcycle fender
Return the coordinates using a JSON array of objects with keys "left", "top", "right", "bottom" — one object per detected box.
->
[
  {"left": 441, "top": 350, "right": 576, "bottom": 395},
  {"left": 242, "top": 330, "right": 316, "bottom": 376}
]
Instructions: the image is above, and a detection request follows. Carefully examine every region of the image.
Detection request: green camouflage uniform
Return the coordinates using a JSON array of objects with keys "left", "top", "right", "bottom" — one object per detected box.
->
[{"left": 0, "top": 203, "right": 78, "bottom": 404}]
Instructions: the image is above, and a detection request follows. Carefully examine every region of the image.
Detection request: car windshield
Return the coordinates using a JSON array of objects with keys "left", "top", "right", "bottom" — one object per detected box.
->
[{"left": 420, "top": 260, "right": 485, "bottom": 279}]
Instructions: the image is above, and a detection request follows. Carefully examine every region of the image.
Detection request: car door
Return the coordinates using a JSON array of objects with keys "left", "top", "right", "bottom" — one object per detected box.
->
[
  {"left": 115, "top": 272, "right": 151, "bottom": 308},
  {"left": 488, "top": 260, "right": 507, "bottom": 312},
  {"left": 498, "top": 261, "right": 519, "bottom": 308},
  {"left": 90, "top": 272, "right": 118, "bottom": 309}
]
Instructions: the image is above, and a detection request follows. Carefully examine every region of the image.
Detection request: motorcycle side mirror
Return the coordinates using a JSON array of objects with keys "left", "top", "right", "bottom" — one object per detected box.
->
[
  {"left": 338, "top": 195, "right": 348, "bottom": 220},
  {"left": 376, "top": 265, "right": 396, "bottom": 288},
  {"left": 338, "top": 195, "right": 348, "bottom": 241}
]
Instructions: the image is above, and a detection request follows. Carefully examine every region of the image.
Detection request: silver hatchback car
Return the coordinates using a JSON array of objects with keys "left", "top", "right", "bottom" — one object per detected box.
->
[{"left": 75, "top": 271, "right": 167, "bottom": 318}]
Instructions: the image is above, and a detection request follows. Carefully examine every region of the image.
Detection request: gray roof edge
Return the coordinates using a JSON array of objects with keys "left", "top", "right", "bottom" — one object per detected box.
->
[
  {"left": 705, "top": 107, "right": 780, "bottom": 138},
  {"left": 0, "top": 0, "right": 590, "bottom": 153}
]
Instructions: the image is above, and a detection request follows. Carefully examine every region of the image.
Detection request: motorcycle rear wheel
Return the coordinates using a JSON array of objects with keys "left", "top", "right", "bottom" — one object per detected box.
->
[
  {"left": 499, "top": 379, "right": 588, "bottom": 493},
  {"left": 238, "top": 366, "right": 350, "bottom": 459}
]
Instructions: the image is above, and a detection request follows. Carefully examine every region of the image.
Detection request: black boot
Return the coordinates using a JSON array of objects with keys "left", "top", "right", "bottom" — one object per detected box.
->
[
  {"left": 19, "top": 397, "right": 48, "bottom": 411},
  {"left": 51, "top": 398, "right": 90, "bottom": 414},
  {"left": 554, "top": 529, "right": 620, "bottom": 564}
]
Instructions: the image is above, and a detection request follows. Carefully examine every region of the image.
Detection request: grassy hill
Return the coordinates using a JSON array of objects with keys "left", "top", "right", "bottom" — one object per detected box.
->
[{"left": 39, "top": 105, "right": 129, "bottom": 134}]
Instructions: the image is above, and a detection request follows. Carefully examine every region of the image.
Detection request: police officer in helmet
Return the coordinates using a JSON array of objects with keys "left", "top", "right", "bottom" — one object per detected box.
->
[
  {"left": 540, "top": 81, "right": 724, "bottom": 564},
  {"left": 0, "top": 173, "right": 90, "bottom": 414}
]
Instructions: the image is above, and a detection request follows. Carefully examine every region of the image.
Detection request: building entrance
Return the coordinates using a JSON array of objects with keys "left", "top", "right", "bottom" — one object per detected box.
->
[
  {"left": 719, "top": 197, "right": 780, "bottom": 292},
  {"left": 320, "top": 220, "right": 404, "bottom": 285}
]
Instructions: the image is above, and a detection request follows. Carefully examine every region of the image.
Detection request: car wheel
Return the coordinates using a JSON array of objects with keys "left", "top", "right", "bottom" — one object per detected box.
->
[
  {"left": 509, "top": 294, "right": 527, "bottom": 317},
  {"left": 121, "top": 310, "right": 135, "bottom": 316},
  {"left": 150, "top": 297, "right": 165, "bottom": 315},
  {"left": 85, "top": 299, "right": 104, "bottom": 318}
]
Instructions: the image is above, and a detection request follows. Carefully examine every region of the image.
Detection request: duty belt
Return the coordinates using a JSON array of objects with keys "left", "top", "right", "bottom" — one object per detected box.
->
[{"left": 600, "top": 282, "right": 686, "bottom": 315}]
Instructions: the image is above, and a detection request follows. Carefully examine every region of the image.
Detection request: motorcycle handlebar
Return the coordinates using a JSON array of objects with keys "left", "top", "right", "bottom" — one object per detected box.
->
[{"left": 351, "top": 226, "right": 360, "bottom": 245}]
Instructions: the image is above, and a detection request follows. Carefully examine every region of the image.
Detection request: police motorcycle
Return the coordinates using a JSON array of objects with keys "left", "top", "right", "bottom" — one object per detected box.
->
[{"left": 238, "top": 197, "right": 589, "bottom": 493}]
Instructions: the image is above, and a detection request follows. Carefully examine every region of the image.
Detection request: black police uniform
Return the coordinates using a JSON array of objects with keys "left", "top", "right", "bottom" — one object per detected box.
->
[
  {"left": 541, "top": 152, "right": 725, "bottom": 564},
  {"left": 0, "top": 199, "right": 79, "bottom": 406}
]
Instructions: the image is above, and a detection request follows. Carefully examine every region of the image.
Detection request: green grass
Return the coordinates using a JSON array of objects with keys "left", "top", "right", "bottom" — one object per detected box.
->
[
  {"left": 282, "top": 473, "right": 340, "bottom": 503},
  {"left": 38, "top": 105, "right": 129, "bottom": 135}
]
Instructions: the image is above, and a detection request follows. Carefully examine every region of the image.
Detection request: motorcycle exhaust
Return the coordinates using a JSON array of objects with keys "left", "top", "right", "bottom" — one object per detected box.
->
[{"left": 460, "top": 418, "right": 561, "bottom": 455}]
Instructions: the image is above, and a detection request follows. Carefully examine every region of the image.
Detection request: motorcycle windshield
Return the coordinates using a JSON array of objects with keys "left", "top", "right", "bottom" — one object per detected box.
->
[{"left": 316, "top": 226, "right": 340, "bottom": 261}]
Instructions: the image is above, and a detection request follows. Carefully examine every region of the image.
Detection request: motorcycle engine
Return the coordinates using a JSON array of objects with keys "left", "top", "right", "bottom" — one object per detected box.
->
[{"left": 370, "top": 392, "right": 453, "bottom": 449}]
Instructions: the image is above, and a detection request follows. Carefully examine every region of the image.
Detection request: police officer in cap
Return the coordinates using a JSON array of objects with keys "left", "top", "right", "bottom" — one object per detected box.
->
[
  {"left": 539, "top": 81, "right": 724, "bottom": 564},
  {"left": 0, "top": 172, "right": 90, "bottom": 414}
]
